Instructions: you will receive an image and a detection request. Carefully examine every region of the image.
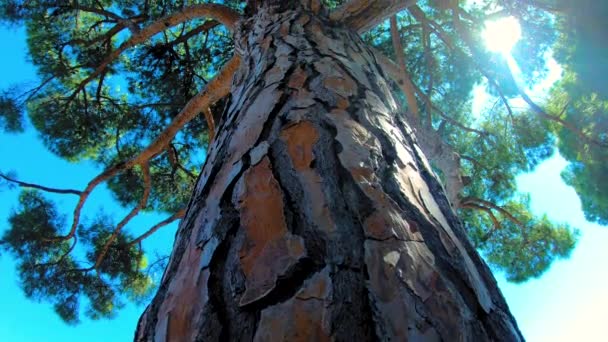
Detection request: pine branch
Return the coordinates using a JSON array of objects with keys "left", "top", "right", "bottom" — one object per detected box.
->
[
  {"left": 409, "top": 5, "right": 515, "bottom": 120},
  {"left": 128, "top": 209, "right": 186, "bottom": 246},
  {"left": 452, "top": 4, "right": 607, "bottom": 149},
  {"left": 513, "top": 80, "right": 608, "bottom": 149},
  {"left": 66, "top": 3, "right": 241, "bottom": 104},
  {"left": 55, "top": 54, "right": 239, "bottom": 242},
  {"left": 91, "top": 163, "right": 152, "bottom": 271},
  {"left": 165, "top": 20, "right": 220, "bottom": 48},
  {"left": 460, "top": 202, "right": 502, "bottom": 244},
  {"left": 0, "top": 173, "right": 82, "bottom": 195},
  {"left": 460, "top": 197, "right": 524, "bottom": 227}
]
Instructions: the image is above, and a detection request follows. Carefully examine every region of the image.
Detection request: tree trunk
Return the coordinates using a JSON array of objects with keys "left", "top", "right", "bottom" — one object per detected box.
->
[{"left": 136, "top": 5, "right": 523, "bottom": 341}]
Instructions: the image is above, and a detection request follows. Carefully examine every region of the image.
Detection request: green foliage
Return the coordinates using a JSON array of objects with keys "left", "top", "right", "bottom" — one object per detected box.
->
[
  {"left": 453, "top": 107, "right": 578, "bottom": 281},
  {"left": 0, "top": 90, "right": 24, "bottom": 132},
  {"left": 1, "top": 191, "right": 154, "bottom": 323},
  {"left": 462, "top": 195, "right": 578, "bottom": 282},
  {"left": 547, "top": 0, "right": 608, "bottom": 224},
  {"left": 548, "top": 78, "right": 608, "bottom": 224},
  {"left": 553, "top": 0, "right": 608, "bottom": 99}
]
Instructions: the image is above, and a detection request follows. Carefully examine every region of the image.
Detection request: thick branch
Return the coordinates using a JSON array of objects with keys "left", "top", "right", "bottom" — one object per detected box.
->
[
  {"left": 57, "top": 55, "right": 239, "bottom": 241},
  {"left": 127, "top": 55, "right": 239, "bottom": 164},
  {"left": 461, "top": 197, "right": 524, "bottom": 227},
  {"left": 422, "top": 22, "right": 434, "bottom": 126},
  {"left": 128, "top": 209, "right": 186, "bottom": 246},
  {"left": 330, "top": 0, "right": 417, "bottom": 33},
  {"left": 0, "top": 173, "right": 82, "bottom": 195}
]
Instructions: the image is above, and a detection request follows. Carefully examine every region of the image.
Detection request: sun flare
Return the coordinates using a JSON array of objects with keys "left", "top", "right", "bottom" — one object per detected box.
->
[{"left": 482, "top": 16, "right": 522, "bottom": 54}]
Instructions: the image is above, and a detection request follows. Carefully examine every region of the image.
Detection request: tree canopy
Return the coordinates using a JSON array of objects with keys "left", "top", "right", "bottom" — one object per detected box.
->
[{"left": 0, "top": 0, "right": 604, "bottom": 323}]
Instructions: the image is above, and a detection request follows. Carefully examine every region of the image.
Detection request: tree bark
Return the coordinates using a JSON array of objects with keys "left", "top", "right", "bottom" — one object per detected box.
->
[{"left": 136, "top": 5, "right": 523, "bottom": 341}]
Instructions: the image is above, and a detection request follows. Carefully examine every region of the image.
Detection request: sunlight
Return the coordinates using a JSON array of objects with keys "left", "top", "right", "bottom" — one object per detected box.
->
[{"left": 482, "top": 16, "right": 522, "bottom": 54}]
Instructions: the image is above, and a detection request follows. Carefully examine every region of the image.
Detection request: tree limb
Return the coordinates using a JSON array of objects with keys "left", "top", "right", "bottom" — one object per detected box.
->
[
  {"left": 203, "top": 106, "right": 216, "bottom": 143},
  {"left": 510, "top": 77, "right": 608, "bottom": 149},
  {"left": 0, "top": 173, "right": 82, "bottom": 195},
  {"left": 92, "top": 163, "right": 151, "bottom": 271},
  {"left": 460, "top": 197, "right": 524, "bottom": 227},
  {"left": 56, "top": 54, "right": 239, "bottom": 241},
  {"left": 389, "top": 15, "right": 420, "bottom": 121},
  {"left": 128, "top": 209, "right": 186, "bottom": 246}
]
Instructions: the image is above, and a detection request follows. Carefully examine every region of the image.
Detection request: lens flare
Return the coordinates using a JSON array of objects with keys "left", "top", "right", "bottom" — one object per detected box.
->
[{"left": 482, "top": 16, "right": 522, "bottom": 54}]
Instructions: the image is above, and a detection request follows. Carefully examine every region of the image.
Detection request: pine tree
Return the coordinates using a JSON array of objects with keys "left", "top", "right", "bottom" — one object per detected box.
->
[{"left": 0, "top": 0, "right": 604, "bottom": 339}]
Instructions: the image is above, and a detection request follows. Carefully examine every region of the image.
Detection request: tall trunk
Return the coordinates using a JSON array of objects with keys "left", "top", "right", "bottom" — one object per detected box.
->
[{"left": 136, "top": 5, "right": 523, "bottom": 341}]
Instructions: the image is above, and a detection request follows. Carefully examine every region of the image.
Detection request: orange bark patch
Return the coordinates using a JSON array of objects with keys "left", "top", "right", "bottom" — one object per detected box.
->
[
  {"left": 281, "top": 121, "right": 318, "bottom": 171},
  {"left": 288, "top": 65, "right": 308, "bottom": 89},
  {"left": 361, "top": 185, "right": 423, "bottom": 241},
  {"left": 281, "top": 121, "right": 335, "bottom": 233},
  {"left": 253, "top": 268, "right": 332, "bottom": 342},
  {"left": 235, "top": 157, "right": 306, "bottom": 305},
  {"left": 323, "top": 75, "right": 357, "bottom": 98},
  {"left": 336, "top": 97, "right": 349, "bottom": 110},
  {"left": 280, "top": 20, "right": 290, "bottom": 36}
]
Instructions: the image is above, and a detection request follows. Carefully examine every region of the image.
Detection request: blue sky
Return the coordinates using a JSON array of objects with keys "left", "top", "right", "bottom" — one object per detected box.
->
[{"left": 1, "top": 24, "right": 607, "bottom": 342}]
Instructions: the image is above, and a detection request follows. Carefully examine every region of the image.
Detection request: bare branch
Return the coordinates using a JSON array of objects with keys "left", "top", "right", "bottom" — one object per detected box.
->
[
  {"left": 330, "top": 0, "right": 417, "bottom": 33},
  {"left": 128, "top": 209, "right": 186, "bottom": 246},
  {"left": 0, "top": 173, "right": 82, "bottom": 195},
  {"left": 421, "top": 22, "right": 434, "bottom": 126},
  {"left": 389, "top": 15, "right": 420, "bottom": 121}
]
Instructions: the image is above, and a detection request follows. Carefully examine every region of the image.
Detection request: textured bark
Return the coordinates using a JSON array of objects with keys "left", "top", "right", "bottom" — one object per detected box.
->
[{"left": 136, "top": 5, "right": 523, "bottom": 341}]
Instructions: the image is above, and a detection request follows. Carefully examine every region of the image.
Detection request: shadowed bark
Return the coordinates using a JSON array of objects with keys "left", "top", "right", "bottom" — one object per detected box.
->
[{"left": 136, "top": 5, "right": 523, "bottom": 341}]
